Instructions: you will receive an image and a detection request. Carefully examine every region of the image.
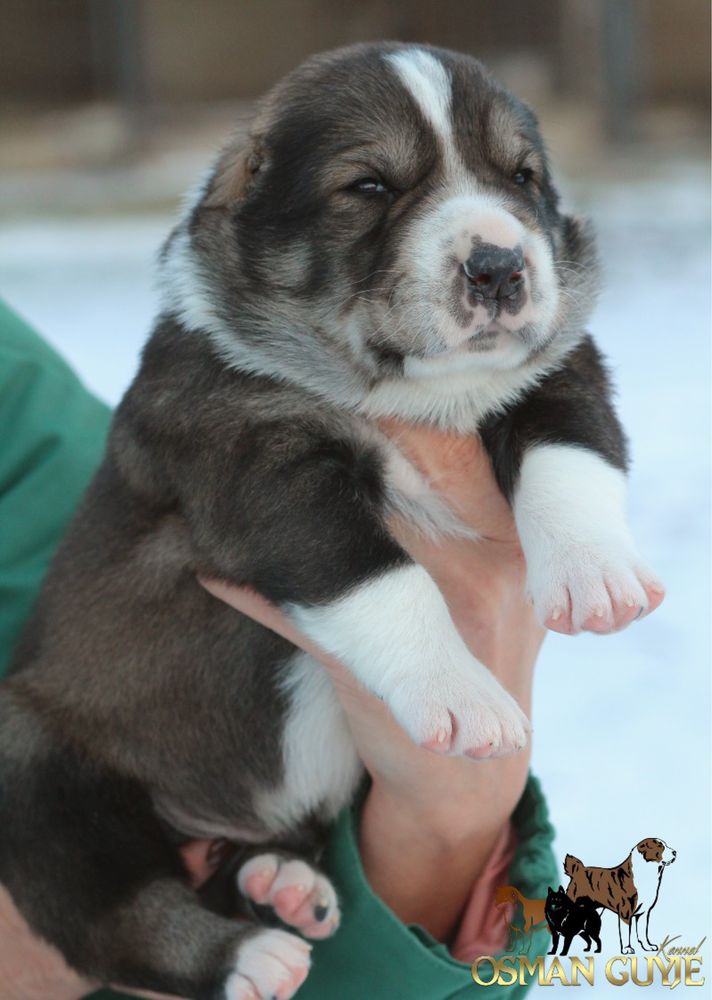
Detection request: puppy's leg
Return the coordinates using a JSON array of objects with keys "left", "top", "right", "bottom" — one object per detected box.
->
[
  {"left": 481, "top": 336, "right": 664, "bottom": 635},
  {"left": 548, "top": 930, "right": 560, "bottom": 955},
  {"left": 173, "top": 422, "right": 529, "bottom": 758},
  {"left": 106, "top": 881, "right": 311, "bottom": 1000},
  {"left": 288, "top": 563, "right": 529, "bottom": 757},
  {"left": 0, "top": 733, "right": 309, "bottom": 1000},
  {"left": 513, "top": 445, "right": 663, "bottom": 635}
]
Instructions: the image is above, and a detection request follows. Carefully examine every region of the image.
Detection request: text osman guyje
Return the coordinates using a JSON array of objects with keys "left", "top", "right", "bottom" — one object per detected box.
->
[{"left": 471, "top": 949, "right": 706, "bottom": 989}]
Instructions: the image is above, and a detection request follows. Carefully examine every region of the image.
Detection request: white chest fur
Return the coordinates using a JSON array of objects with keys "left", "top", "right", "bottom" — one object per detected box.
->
[{"left": 361, "top": 359, "right": 544, "bottom": 433}]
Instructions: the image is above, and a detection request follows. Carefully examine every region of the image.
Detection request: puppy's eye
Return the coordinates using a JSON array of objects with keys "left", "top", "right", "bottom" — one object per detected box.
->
[
  {"left": 350, "top": 177, "right": 391, "bottom": 195},
  {"left": 512, "top": 167, "right": 534, "bottom": 186}
]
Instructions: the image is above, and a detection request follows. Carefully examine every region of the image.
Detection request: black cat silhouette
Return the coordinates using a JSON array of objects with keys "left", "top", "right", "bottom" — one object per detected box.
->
[{"left": 545, "top": 885, "right": 602, "bottom": 955}]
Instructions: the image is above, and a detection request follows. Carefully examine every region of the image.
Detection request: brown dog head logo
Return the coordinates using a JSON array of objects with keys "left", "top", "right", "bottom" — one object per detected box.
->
[{"left": 636, "top": 838, "right": 676, "bottom": 865}]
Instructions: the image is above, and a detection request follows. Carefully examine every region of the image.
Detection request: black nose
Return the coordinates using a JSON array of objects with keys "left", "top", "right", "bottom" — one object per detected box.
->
[{"left": 463, "top": 244, "right": 525, "bottom": 300}]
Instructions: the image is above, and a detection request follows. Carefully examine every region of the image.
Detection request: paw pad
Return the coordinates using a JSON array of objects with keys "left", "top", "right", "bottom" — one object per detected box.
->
[{"left": 238, "top": 854, "right": 340, "bottom": 940}]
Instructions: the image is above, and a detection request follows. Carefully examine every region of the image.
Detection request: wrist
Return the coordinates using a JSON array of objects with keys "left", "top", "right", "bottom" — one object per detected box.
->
[
  {"left": 364, "top": 741, "right": 531, "bottom": 848},
  {"left": 436, "top": 555, "right": 543, "bottom": 707},
  {"left": 359, "top": 768, "right": 523, "bottom": 939}
]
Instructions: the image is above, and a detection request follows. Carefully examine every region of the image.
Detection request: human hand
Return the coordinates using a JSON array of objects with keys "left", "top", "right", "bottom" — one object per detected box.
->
[{"left": 201, "top": 419, "right": 545, "bottom": 939}]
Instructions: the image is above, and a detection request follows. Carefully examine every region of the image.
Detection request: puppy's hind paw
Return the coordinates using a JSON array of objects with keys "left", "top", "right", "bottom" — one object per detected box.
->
[
  {"left": 225, "top": 928, "right": 311, "bottom": 1000},
  {"left": 238, "top": 854, "right": 340, "bottom": 940}
]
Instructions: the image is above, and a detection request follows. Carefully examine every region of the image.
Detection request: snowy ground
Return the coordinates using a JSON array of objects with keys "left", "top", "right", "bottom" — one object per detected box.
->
[{"left": 1, "top": 156, "right": 709, "bottom": 994}]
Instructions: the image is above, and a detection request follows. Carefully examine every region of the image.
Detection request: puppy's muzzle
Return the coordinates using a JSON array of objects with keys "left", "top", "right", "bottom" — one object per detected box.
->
[{"left": 463, "top": 244, "right": 525, "bottom": 302}]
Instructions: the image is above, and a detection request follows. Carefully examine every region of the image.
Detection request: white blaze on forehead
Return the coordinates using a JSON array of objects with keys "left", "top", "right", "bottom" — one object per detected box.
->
[{"left": 385, "top": 48, "right": 454, "bottom": 149}]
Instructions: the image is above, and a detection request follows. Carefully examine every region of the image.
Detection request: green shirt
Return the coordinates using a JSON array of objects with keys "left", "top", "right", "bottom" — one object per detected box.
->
[{"left": 0, "top": 300, "right": 557, "bottom": 999}]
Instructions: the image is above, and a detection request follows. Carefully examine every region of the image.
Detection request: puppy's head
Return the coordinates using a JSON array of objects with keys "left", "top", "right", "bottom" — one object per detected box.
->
[
  {"left": 636, "top": 838, "right": 677, "bottom": 866},
  {"left": 161, "top": 43, "right": 598, "bottom": 406}
]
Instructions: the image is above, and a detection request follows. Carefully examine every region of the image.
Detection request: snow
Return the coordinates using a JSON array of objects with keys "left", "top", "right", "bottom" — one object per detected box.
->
[{"left": 0, "top": 157, "right": 709, "bottom": 993}]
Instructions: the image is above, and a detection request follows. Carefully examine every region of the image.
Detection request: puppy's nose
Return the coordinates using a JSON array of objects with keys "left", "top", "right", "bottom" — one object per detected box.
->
[{"left": 463, "top": 245, "right": 525, "bottom": 300}]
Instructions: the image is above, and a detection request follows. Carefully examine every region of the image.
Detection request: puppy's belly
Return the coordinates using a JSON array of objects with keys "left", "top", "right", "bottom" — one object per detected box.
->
[
  {"left": 158, "top": 651, "right": 362, "bottom": 843},
  {"left": 256, "top": 651, "right": 363, "bottom": 834}
]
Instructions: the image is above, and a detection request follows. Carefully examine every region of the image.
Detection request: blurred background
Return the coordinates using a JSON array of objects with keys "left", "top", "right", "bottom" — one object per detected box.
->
[{"left": 1, "top": 1, "right": 709, "bottom": 988}]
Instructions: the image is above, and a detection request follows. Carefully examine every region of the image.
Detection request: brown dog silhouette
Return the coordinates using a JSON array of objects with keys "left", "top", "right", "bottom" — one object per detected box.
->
[
  {"left": 564, "top": 838, "right": 676, "bottom": 954},
  {"left": 495, "top": 885, "right": 549, "bottom": 948}
]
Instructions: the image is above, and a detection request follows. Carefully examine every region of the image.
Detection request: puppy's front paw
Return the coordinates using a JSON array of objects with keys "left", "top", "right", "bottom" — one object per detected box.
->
[
  {"left": 528, "top": 542, "right": 664, "bottom": 635},
  {"left": 225, "top": 928, "right": 311, "bottom": 1000},
  {"left": 389, "top": 664, "right": 530, "bottom": 759},
  {"left": 238, "top": 854, "right": 340, "bottom": 940}
]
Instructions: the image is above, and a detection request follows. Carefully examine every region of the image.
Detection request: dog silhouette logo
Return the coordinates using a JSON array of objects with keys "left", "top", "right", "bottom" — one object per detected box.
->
[
  {"left": 545, "top": 885, "right": 602, "bottom": 955},
  {"left": 496, "top": 837, "right": 676, "bottom": 956},
  {"left": 494, "top": 885, "right": 548, "bottom": 952},
  {"left": 477, "top": 839, "right": 706, "bottom": 988},
  {"left": 560, "top": 837, "right": 677, "bottom": 954}
]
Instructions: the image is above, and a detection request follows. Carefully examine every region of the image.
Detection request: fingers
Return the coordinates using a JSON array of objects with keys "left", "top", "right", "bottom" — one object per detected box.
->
[
  {"left": 198, "top": 577, "right": 355, "bottom": 686},
  {"left": 199, "top": 578, "right": 316, "bottom": 654},
  {"left": 377, "top": 417, "right": 487, "bottom": 477},
  {"left": 199, "top": 579, "right": 288, "bottom": 633}
]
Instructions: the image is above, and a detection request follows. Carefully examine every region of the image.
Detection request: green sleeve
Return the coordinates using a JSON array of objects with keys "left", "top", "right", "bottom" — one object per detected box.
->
[
  {"left": 0, "top": 301, "right": 557, "bottom": 1000},
  {"left": 0, "top": 301, "right": 111, "bottom": 676},
  {"left": 295, "top": 775, "right": 556, "bottom": 1000}
]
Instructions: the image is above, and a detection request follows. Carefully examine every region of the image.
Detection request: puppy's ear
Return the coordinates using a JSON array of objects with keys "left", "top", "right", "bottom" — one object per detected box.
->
[{"left": 203, "top": 137, "right": 265, "bottom": 209}]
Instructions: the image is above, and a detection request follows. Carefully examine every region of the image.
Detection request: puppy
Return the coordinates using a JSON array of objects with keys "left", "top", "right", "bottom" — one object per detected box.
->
[
  {"left": 0, "top": 43, "right": 662, "bottom": 1000},
  {"left": 565, "top": 839, "right": 676, "bottom": 953}
]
